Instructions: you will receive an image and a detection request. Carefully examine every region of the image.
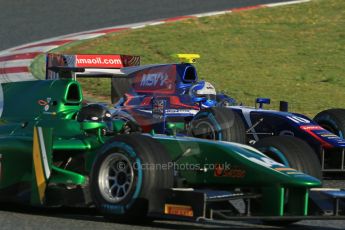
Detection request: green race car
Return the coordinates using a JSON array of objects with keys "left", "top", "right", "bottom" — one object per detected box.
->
[{"left": 0, "top": 61, "right": 344, "bottom": 225}]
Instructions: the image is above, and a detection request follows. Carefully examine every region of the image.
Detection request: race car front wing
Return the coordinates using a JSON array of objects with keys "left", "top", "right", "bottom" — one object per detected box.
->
[{"left": 149, "top": 188, "right": 345, "bottom": 222}]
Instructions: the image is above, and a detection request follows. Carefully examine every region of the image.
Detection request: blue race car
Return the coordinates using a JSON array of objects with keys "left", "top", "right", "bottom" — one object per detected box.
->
[
  {"left": 47, "top": 54, "right": 345, "bottom": 179},
  {"left": 112, "top": 54, "right": 345, "bottom": 179}
]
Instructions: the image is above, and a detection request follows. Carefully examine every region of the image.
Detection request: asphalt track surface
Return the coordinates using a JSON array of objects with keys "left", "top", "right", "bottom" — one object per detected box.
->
[
  {"left": 0, "top": 0, "right": 344, "bottom": 229},
  {"left": 1, "top": 0, "right": 300, "bottom": 51}
]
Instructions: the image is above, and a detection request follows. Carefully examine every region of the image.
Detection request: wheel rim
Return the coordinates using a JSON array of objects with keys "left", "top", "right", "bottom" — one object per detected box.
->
[
  {"left": 194, "top": 120, "right": 216, "bottom": 140},
  {"left": 98, "top": 152, "right": 135, "bottom": 203}
]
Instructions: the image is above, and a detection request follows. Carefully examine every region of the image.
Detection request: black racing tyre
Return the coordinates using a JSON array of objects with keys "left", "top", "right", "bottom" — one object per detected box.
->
[
  {"left": 90, "top": 134, "right": 174, "bottom": 222},
  {"left": 111, "top": 78, "right": 132, "bottom": 103},
  {"left": 189, "top": 107, "right": 246, "bottom": 144},
  {"left": 255, "top": 136, "right": 321, "bottom": 226},
  {"left": 254, "top": 136, "right": 322, "bottom": 180},
  {"left": 314, "top": 108, "right": 345, "bottom": 138}
]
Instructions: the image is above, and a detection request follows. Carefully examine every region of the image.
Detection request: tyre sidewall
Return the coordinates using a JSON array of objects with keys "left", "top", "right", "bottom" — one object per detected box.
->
[
  {"left": 190, "top": 107, "right": 246, "bottom": 143},
  {"left": 254, "top": 136, "right": 322, "bottom": 179},
  {"left": 190, "top": 109, "right": 224, "bottom": 140},
  {"left": 314, "top": 109, "right": 345, "bottom": 138}
]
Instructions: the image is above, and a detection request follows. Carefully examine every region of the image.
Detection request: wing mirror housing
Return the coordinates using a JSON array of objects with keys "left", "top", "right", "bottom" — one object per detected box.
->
[{"left": 256, "top": 98, "right": 270, "bottom": 109}]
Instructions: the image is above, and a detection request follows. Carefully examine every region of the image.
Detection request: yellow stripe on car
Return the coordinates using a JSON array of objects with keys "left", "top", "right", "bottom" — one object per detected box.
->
[
  {"left": 33, "top": 127, "right": 46, "bottom": 204},
  {"left": 275, "top": 167, "right": 296, "bottom": 171}
]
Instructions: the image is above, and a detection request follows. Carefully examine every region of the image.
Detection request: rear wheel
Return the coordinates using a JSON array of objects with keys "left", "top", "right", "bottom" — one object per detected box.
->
[
  {"left": 314, "top": 108, "right": 345, "bottom": 138},
  {"left": 189, "top": 107, "right": 246, "bottom": 143},
  {"left": 90, "top": 134, "right": 174, "bottom": 222},
  {"left": 254, "top": 136, "right": 322, "bottom": 179}
]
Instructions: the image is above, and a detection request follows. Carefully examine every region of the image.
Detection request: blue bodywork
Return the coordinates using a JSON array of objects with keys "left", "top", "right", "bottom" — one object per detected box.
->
[{"left": 113, "top": 62, "right": 345, "bottom": 174}]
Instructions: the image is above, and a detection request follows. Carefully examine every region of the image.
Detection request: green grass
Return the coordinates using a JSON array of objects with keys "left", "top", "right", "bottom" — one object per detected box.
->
[{"left": 30, "top": 0, "right": 345, "bottom": 117}]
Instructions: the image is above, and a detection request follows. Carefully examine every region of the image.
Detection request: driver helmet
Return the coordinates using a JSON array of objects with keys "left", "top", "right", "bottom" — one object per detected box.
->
[
  {"left": 189, "top": 81, "right": 217, "bottom": 107},
  {"left": 77, "top": 104, "right": 113, "bottom": 133}
]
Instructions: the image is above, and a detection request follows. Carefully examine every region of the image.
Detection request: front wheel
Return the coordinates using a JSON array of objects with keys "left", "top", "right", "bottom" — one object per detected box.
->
[
  {"left": 254, "top": 136, "right": 322, "bottom": 179},
  {"left": 90, "top": 134, "right": 174, "bottom": 222},
  {"left": 255, "top": 136, "right": 321, "bottom": 226},
  {"left": 314, "top": 108, "right": 345, "bottom": 138}
]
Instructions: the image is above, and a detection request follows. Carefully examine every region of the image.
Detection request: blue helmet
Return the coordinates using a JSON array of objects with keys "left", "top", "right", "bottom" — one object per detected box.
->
[{"left": 189, "top": 81, "right": 217, "bottom": 107}]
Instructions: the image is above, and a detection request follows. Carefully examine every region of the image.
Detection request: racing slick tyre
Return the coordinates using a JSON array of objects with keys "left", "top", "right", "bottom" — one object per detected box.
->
[
  {"left": 254, "top": 136, "right": 322, "bottom": 180},
  {"left": 189, "top": 107, "right": 246, "bottom": 144},
  {"left": 90, "top": 134, "right": 174, "bottom": 222},
  {"left": 255, "top": 136, "right": 322, "bottom": 226},
  {"left": 314, "top": 108, "right": 345, "bottom": 138}
]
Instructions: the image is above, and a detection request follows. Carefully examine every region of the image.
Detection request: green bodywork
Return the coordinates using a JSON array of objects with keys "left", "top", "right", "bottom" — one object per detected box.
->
[{"left": 0, "top": 79, "right": 320, "bottom": 216}]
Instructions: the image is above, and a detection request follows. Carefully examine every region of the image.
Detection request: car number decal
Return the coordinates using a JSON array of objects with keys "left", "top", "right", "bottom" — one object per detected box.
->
[{"left": 286, "top": 115, "right": 311, "bottom": 124}]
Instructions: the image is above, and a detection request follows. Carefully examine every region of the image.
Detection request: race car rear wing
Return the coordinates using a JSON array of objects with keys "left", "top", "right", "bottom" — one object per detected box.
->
[
  {"left": 45, "top": 53, "right": 199, "bottom": 102},
  {"left": 45, "top": 53, "right": 141, "bottom": 79}
]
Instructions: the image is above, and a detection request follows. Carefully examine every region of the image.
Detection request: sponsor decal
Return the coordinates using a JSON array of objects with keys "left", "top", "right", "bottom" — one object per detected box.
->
[
  {"left": 214, "top": 164, "right": 224, "bottom": 177},
  {"left": 38, "top": 99, "right": 48, "bottom": 106},
  {"left": 132, "top": 65, "right": 176, "bottom": 94},
  {"left": 274, "top": 167, "right": 296, "bottom": 171},
  {"left": 140, "top": 73, "right": 168, "bottom": 87},
  {"left": 300, "top": 125, "right": 334, "bottom": 148},
  {"left": 165, "top": 109, "right": 199, "bottom": 115},
  {"left": 287, "top": 171, "right": 303, "bottom": 175},
  {"left": 164, "top": 204, "right": 193, "bottom": 217},
  {"left": 101, "top": 204, "right": 125, "bottom": 214},
  {"left": 320, "top": 133, "right": 338, "bottom": 137},
  {"left": 300, "top": 125, "right": 324, "bottom": 131},
  {"left": 214, "top": 164, "right": 246, "bottom": 178},
  {"left": 45, "top": 53, "right": 140, "bottom": 79},
  {"left": 224, "top": 168, "right": 246, "bottom": 178},
  {"left": 76, "top": 54, "right": 123, "bottom": 68},
  {"left": 243, "top": 155, "right": 301, "bottom": 174},
  {"left": 152, "top": 99, "right": 166, "bottom": 119},
  {"left": 38, "top": 98, "right": 52, "bottom": 111}
]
